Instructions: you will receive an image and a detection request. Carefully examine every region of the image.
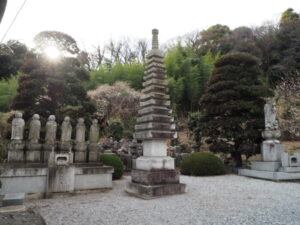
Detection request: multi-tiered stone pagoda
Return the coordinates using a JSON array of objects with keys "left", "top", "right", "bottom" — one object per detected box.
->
[{"left": 126, "top": 29, "right": 186, "bottom": 198}]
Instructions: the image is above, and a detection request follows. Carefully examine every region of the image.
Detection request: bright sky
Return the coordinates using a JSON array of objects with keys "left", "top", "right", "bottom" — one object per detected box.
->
[{"left": 0, "top": 0, "right": 299, "bottom": 50}]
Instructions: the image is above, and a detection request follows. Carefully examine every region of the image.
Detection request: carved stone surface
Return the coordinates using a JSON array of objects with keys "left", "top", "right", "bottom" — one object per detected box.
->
[
  {"left": 264, "top": 99, "right": 279, "bottom": 130},
  {"left": 28, "top": 114, "right": 41, "bottom": 144},
  {"left": 45, "top": 115, "right": 57, "bottom": 145},
  {"left": 60, "top": 116, "right": 72, "bottom": 151},
  {"left": 89, "top": 119, "right": 99, "bottom": 143},
  {"left": 74, "top": 118, "right": 87, "bottom": 163},
  {"left": 11, "top": 112, "right": 25, "bottom": 142}
]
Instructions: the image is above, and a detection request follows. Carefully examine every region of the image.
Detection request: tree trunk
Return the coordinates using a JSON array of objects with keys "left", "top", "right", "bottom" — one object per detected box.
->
[{"left": 232, "top": 152, "right": 242, "bottom": 168}]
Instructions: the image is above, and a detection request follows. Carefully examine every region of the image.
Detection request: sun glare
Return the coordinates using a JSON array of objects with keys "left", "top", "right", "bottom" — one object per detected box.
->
[{"left": 45, "top": 46, "right": 61, "bottom": 59}]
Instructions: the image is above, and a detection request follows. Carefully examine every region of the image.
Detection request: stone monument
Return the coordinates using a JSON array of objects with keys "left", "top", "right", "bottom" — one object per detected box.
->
[
  {"left": 126, "top": 29, "right": 186, "bottom": 198},
  {"left": 88, "top": 119, "right": 100, "bottom": 162},
  {"left": 60, "top": 116, "right": 72, "bottom": 151},
  {"left": 26, "top": 114, "right": 42, "bottom": 162},
  {"left": 8, "top": 112, "right": 25, "bottom": 162},
  {"left": 239, "top": 100, "right": 300, "bottom": 180},
  {"left": 74, "top": 118, "right": 87, "bottom": 162},
  {"left": 43, "top": 115, "right": 57, "bottom": 162}
]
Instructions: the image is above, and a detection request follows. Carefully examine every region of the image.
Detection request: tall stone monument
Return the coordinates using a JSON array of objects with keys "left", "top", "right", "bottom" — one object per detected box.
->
[
  {"left": 43, "top": 115, "right": 57, "bottom": 162},
  {"left": 126, "top": 29, "right": 186, "bottom": 198},
  {"left": 88, "top": 119, "right": 100, "bottom": 162},
  {"left": 26, "top": 114, "right": 42, "bottom": 162},
  {"left": 74, "top": 118, "right": 87, "bottom": 162},
  {"left": 8, "top": 112, "right": 25, "bottom": 162}
]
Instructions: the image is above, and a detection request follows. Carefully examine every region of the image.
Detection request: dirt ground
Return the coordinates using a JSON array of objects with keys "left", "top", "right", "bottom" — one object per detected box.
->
[{"left": 0, "top": 209, "right": 45, "bottom": 225}]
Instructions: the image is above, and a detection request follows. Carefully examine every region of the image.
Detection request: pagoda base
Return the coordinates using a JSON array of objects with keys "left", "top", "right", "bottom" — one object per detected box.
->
[{"left": 126, "top": 169, "right": 186, "bottom": 199}]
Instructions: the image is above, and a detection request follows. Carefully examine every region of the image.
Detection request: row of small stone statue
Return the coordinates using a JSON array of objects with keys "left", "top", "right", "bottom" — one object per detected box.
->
[{"left": 11, "top": 112, "right": 100, "bottom": 146}]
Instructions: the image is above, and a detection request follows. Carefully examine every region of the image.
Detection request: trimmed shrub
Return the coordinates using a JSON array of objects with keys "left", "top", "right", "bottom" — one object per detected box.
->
[
  {"left": 100, "top": 154, "right": 124, "bottom": 180},
  {"left": 180, "top": 152, "right": 226, "bottom": 176}
]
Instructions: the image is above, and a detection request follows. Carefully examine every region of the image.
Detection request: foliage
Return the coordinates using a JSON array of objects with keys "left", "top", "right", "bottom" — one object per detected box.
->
[
  {"left": 105, "top": 119, "right": 124, "bottom": 141},
  {"left": 0, "top": 75, "right": 18, "bottom": 112},
  {"left": 0, "top": 40, "right": 27, "bottom": 80},
  {"left": 100, "top": 154, "right": 124, "bottom": 180},
  {"left": 88, "top": 81, "right": 141, "bottom": 129},
  {"left": 85, "top": 62, "right": 145, "bottom": 90},
  {"left": 34, "top": 31, "right": 80, "bottom": 55},
  {"left": 187, "top": 111, "right": 202, "bottom": 147},
  {"left": 12, "top": 32, "right": 96, "bottom": 121},
  {"left": 198, "top": 52, "right": 272, "bottom": 166},
  {"left": 280, "top": 8, "right": 299, "bottom": 25},
  {"left": 180, "top": 152, "right": 226, "bottom": 176},
  {"left": 164, "top": 43, "right": 218, "bottom": 114}
]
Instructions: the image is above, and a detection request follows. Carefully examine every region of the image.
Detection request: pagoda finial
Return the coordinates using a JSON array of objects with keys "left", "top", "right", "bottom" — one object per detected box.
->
[{"left": 152, "top": 29, "right": 159, "bottom": 50}]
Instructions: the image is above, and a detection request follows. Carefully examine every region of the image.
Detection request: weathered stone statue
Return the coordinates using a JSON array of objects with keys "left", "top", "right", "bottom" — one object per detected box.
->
[
  {"left": 74, "top": 118, "right": 87, "bottom": 162},
  {"left": 264, "top": 100, "right": 279, "bottom": 130},
  {"left": 88, "top": 119, "right": 100, "bottom": 162},
  {"left": 11, "top": 112, "right": 25, "bottom": 142},
  {"left": 61, "top": 116, "right": 72, "bottom": 143},
  {"left": 89, "top": 119, "right": 99, "bottom": 143},
  {"left": 28, "top": 114, "right": 41, "bottom": 144},
  {"left": 26, "top": 114, "right": 42, "bottom": 162},
  {"left": 75, "top": 118, "right": 86, "bottom": 143},
  {"left": 45, "top": 115, "right": 57, "bottom": 145},
  {"left": 8, "top": 112, "right": 25, "bottom": 162},
  {"left": 60, "top": 116, "right": 72, "bottom": 151}
]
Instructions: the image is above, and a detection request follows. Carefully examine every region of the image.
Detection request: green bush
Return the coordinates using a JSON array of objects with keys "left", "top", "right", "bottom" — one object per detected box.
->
[
  {"left": 100, "top": 154, "right": 124, "bottom": 180},
  {"left": 180, "top": 152, "right": 226, "bottom": 176},
  {"left": 105, "top": 119, "right": 123, "bottom": 141}
]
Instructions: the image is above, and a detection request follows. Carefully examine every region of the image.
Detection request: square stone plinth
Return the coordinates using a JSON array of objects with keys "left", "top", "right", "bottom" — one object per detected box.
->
[
  {"left": 2, "top": 193, "right": 25, "bottom": 207},
  {"left": 126, "top": 181, "right": 186, "bottom": 199},
  {"left": 251, "top": 161, "right": 281, "bottom": 172},
  {"left": 88, "top": 150, "right": 99, "bottom": 162},
  {"left": 261, "top": 141, "right": 284, "bottom": 162},
  {"left": 131, "top": 169, "right": 179, "bottom": 185},
  {"left": 74, "top": 151, "right": 87, "bottom": 163},
  {"left": 8, "top": 150, "right": 24, "bottom": 163},
  {"left": 25, "top": 150, "right": 41, "bottom": 163},
  {"left": 136, "top": 156, "right": 175, "bottom": 170}
]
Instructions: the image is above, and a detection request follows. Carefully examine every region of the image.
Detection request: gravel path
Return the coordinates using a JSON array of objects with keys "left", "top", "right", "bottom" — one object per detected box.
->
[{"left": 26, "top": 175, "right": 300, "bottom": 225}]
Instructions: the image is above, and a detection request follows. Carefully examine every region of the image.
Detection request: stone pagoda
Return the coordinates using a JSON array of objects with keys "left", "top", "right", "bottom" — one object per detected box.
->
[{"left": 126, "top": 29, "right": 186, "bottom": 198}]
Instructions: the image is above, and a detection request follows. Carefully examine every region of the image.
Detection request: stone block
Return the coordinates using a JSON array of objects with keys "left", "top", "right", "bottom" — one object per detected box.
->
[
  {"left": 281, "top": 152, "right": 300, "bottom": 167},
  {"left": 143, "top": 140, "right": 167, "bottom": 157},
  {"left": 25, "top": 150, "right": 41, "bottom": 163},
  {"left": 88, "top": 151, "right": 99, "bottom": 162},
  {"left": 135, "top": 156, "right": 175, "bottom": 170},
  {"left": 74, "top": 151, "right": 87, "bottom": 163},
  {"left": 47, "top": 166, "right": 75, "bottom": 193},
  {"left": 125, "top": 182, "right": 186, "bottom": 199},
  {"left": 8, "top": 150, "right": 24, "bottom": 163},
  {"left": 26, "top": 143, "right": 42, "bottom": 151},
  {"left": 2, "top": 193, "right": 25, "bottom": 207},
  {"left": 251, "top": 161, "right": 281, "bottom": 172},
  {"left": 261, "top": 141, "right": 284, "bottom": 162},
  {"left": 281, "top": 167, "right": 300, "bottom": 173},
  {"left": 239, "top": 168, "right": 300, "bottom": 181},
  {"left": 131, "top": 169, "right": 179, "bottom": 185}
]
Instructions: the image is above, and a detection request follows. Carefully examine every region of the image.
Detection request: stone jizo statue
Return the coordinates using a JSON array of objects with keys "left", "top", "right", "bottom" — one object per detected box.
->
[
  {"left": 28, "top": 114, "right": 41, "bottom": 144},
  {"left": 264, "top": 100, "right": 279, "bottom": 130},
  {"left": 61, "top": 116, "right": 72, "bottom": 143},
  {"left": 75, "top": 118, "right": 86, "bottom": 143},
  {"left": 11, "top": 112, "right": 25, "bottom": 141},
  {"left": 89, "top": 119, "right": 99, "bottom": 143},
  {"left": 45, "top": 115, "right": 57, "bottom": 145}
]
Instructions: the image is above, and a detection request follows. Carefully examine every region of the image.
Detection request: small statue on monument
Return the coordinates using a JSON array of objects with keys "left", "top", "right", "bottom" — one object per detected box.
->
[
  {"left": 61, "top": 116, "right": 72, "bottom": 143},
  {"left": 75, "top": 118, "right": 86, "bottom": 143},
  {"left": 28, "top": 114, "right": 41, "bottom": 144},
  {"left": 45, "top": 115, "right": 57, "bottom": 145},
  {"left": 264, "top": 99, "right": 279, "bottom": 130},
  {"left": 11, "top": 112, "right": 25, "bottom": 142},
  {"left": 89, "top": 119, "right": 99, "bottom": 143}
]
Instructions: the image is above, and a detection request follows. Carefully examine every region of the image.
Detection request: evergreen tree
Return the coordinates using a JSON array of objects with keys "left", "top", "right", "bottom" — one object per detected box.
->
[{"left": 198, "top": 52, "right": 272, "bottom": 166}]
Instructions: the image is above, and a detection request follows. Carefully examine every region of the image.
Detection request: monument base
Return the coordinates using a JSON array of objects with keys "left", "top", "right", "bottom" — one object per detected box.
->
[
  {"left": 8, "top": 150, "right": 24, "bottom": 163},
  {"left": 88, "top": 150, "right": 99, "bottom": 162},
  {"left": 25, "top": 150, "right": 41, "bottom": 163},
  {"left": 126, "top": 169, "right": 186, "bottom": 199},
  {"left": 74, "top": 151, "right": 87, "bottom": 163},
  {"left": 261, "top": 140, "right": 284, "bottom": 161},
  {"left": 238, "top": 168, "right": 300, "bottom": 181}
]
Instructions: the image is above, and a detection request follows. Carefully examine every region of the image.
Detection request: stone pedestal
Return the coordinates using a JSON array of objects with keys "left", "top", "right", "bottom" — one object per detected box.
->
[
  {"left": 25, "top": 143, "right": 42, "bottom": 163},
  {"left": 88, "top": 143, "right": 99, "bottom": 162},
  {"left": 74, "top": 142, "right": 87, "bottom": 163},
  {"left": 43, "top": 144, "right": 56, "bottom": 163},
  {"left": 7, "top": 141, "right": 25, "bottom": 163},
  {"left": 261, "top": 140, "right": 284, "bottom": 161},
  {"left": 47, "top": 166, "right": 75, "bottom": 193}
]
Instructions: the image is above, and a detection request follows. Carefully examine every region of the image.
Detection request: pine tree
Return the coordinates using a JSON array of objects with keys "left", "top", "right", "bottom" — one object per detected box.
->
[{"left": 198, "top": 52, "right": 272, "bottom": 166}]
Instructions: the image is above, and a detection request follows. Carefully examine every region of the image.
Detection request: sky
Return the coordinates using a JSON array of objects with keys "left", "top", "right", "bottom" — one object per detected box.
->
[{"left": 0, "top": 0, "right": 299, "bottom": 50}]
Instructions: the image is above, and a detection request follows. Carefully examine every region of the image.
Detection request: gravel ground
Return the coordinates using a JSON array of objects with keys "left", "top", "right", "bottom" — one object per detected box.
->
[{"left": 26, "top": 175, "right": 300, "bottom": 225}]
